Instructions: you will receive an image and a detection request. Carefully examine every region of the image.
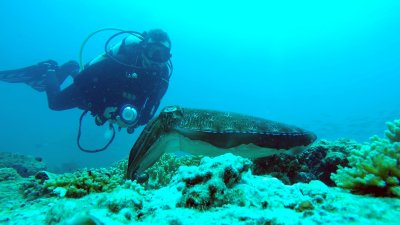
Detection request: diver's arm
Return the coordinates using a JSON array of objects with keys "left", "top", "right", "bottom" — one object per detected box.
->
[
  {"left": 137, "top": 63, "right": 172, "bottom": 126},
  {"left": 137, "top": 80, "right": 169, "bottom": 126}
]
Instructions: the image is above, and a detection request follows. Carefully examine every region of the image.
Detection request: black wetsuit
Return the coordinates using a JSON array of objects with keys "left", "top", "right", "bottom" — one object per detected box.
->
[
  {"left": 0, "top": 39, "right": 171, "bottom": 128},
  {"left": 46, "top": 48, "right": 170, "bottom": 127}
]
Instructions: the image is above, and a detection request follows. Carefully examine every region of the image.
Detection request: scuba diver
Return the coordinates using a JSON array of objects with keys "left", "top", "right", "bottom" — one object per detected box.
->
[{"left": 0, "top": 29, "right": 173, "bottom": 152}]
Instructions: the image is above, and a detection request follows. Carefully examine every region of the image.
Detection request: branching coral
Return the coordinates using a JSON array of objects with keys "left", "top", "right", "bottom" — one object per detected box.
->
[
  {"left": 45, "top": 160, "right": 128, "bottom": 198},
  {"left": 331, "top": 119, "right": 400, "bottom": 197},
  {"left": 23, "top": 160, "right": 128, "bottom": 198},
  {"left": 385, "top": 119, "right": 400, "bottom": 143}
]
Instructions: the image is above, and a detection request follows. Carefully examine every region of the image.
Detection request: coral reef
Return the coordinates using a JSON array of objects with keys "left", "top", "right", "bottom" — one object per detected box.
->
[
  {"left": 253, "top": 139, "right": 359, "bottom": 185},
  {"left": 45, "top": 160, "right": 127, "bottom": 198},
  {"left": 331, "top": 119, "right": 400, "bottom": 197},
  {"left": 22, "top": 160, "right": 127, "bottom": 199},
  {"left": 144, "top": 153, "right": 202, "bottom": 189},
  {"left": 0, "top": 152, "right": 46, "bottom": 177},
  {"left": 2, "top": 153, "right": 400, "bottom": 224},
  {"left": 46, "top": 187, "right": 145, "bottom": 225},
  {"left": 175, "top": 153, "right": 253, "bottom": 209}
]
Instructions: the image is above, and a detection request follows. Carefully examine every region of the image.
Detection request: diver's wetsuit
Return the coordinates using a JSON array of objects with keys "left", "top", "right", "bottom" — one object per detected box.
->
[
  {"left": 0, "top": 34, "right": 171, "bottom": 130},
  {"left": 45, "top": 51, "right": 170, "bottom": 127}
]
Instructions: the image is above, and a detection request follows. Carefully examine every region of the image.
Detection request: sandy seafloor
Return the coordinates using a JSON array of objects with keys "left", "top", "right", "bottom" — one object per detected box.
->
[{"left": 1, "top": 153, "right": 400, "bottom": 225}]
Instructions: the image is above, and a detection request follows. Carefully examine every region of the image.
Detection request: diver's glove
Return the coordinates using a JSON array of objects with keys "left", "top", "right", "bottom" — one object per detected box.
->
[
  {"left": 95, "top": 115, "right": 107, "bottom": 126},
  {"left": 94, "top": 107, "right": 117, "bottom": 126},
  {"left": 127, "top": 126, "right": 135, "bottom": 134}
]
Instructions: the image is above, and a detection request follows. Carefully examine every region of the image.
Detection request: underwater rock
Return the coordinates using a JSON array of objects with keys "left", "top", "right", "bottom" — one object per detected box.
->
[
  {"left": 97, "top": 188, "right": 143, "bottom": 213},
  {"left": 34, "top": 170, "right": 58, "bottom": 184},
  {"left": 62, "top": 214, "right": 104, "bottom": 225},
  {"left": 173, "top": 153, "right": 252, "bottom": 209},
  {"left": 0, "top": 167, "right": 21, "bottom": 181},
  {"left": 44, "top": 186, "right": 145, "bottom": 225},
  {"left": 0, "top": 152, "right": 46, "bottom": 177},
  {"left": 253, "top": 139, "right": 359, "bottom": 185}
]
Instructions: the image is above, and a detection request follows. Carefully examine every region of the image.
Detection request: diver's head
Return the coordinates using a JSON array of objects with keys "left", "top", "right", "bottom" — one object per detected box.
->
[{"left": 142, "top": 29, "right": 171, "bottom": 64}]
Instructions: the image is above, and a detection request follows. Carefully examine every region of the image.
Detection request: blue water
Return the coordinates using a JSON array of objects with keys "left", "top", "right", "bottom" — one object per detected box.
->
[{"left": 0, "top": 0, "right": 399, "bottom": 171}]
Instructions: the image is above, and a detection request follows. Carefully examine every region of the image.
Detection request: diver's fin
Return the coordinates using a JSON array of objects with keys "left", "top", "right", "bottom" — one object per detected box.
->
[
  {"left": 0, "top": 60, "right": 79, "bottom": 92},
  {"left": 0, "top": 60, "right": 58, "bottom": 92}
]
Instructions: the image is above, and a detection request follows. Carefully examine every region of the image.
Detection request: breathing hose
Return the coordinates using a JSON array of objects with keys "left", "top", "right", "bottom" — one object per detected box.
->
[
  {"left": 77, "top": 110, "right": 116, "bottom": 153},
  {"left": 78, "top": 28, "right": 139, "bottom": 69}
]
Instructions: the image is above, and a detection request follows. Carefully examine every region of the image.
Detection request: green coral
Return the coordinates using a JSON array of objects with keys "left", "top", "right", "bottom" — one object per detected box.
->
[
  {"left": 144, "top": 153, "right": 203, "bottom": 189},
  {"left": 43, "top": 160, "right": 127, "bottom": 198},
  {"left": 331, "top": 119, "right": 400, "bottom": 197},
  {"left": 385, "top": 119, "right": 400, "bottom": 143}
]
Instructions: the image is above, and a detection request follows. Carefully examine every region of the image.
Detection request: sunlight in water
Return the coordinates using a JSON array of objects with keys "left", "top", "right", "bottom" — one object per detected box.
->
[{"left": 115, "top": 0, "right": 399, "bottom": 42}]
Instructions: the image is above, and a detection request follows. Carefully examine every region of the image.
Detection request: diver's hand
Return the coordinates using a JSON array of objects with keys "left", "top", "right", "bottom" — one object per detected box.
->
[
  {"left": 127, "top": 126, "right": 135, "bottom": 134},
  {"left": 112, "top": 118, "right": 136, "bottom": 133},
  {"left": 95, "top": 115, "right": 106, "bottom": 126},
  {"left": 103, "top": 107, "right": 118, "bottom": 119},
  {"left": 114, "top": 116, "right": 132, "bottom": 128},
  {"left": 99, "top": 107, "right": 137, "bottom": 132},
  {"left": 94, "top": 107, "right": 117, "bottom": 126},
  {"left": 112, "top": 114, "right": 137, "bottom": 133}
]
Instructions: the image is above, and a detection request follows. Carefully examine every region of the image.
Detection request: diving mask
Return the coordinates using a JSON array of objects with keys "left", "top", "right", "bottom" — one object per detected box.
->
[{"left": 144, "top": 43, "right": 171, "bottom": 63}]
